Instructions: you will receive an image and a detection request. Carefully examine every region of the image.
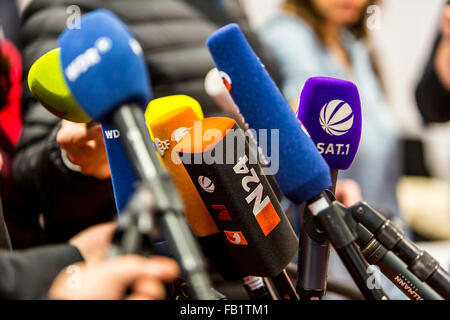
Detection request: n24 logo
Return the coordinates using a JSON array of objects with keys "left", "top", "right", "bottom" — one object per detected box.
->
[
  {"left": 233, "top": 155, "right": 269, "bottom": 216},
  {"left": 232, "top": 155, "right": 280, "bottom": 236}
]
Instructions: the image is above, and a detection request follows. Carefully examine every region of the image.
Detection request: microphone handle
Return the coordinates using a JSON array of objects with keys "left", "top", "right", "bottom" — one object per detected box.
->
[
  {"left": 111, "top": 104, "right": 214, "bottom": 300},
  {"left": 357, "top": 225, "right": 443, "bottom": 300},
  {"left": 297, "top": 206, "right": 329, "bottom": 299},
  {"left": 296, "top": 169, "right": 336, "bottom": 300}
]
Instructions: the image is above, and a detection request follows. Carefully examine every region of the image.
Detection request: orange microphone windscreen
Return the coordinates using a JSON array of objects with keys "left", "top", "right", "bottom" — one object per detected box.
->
[{"left": 146, "top": 102, "right": 219, "bottom": 237}]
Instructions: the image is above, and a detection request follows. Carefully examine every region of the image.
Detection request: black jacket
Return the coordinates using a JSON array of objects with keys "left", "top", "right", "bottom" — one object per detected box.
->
[
  {"left": 0, "top": 244, "right": 83, "bottom": 299},
  {"left": 415, "top": 1, "right": 450, "bottom": 124},
  {"left": 10, "top": 0, "right": 279, "bottom": 247}
]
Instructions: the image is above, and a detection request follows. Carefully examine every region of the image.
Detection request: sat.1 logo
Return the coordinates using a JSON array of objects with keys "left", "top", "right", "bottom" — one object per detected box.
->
[{"left": 319, "top": 100, "right": 354, "bottom": 136}]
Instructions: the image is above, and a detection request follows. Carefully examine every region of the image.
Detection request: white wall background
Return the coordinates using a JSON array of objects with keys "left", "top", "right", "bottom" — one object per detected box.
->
[{"left": 242, "top": 0, "right": 450, "bottom": 181}]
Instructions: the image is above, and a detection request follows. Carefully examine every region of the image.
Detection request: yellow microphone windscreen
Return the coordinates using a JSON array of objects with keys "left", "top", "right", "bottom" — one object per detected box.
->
[
  {"left": 27, "top": 48, "right": 91, "bottom": 123},
  {"left": 145, "top": 95, "right": 204, "bottom": 140},
  {"left": 146, "top": 98, "right": 218, "bottom": 237}
]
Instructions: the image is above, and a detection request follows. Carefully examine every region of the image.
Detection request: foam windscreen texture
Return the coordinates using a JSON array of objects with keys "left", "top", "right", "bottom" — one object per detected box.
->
[
  {"left": 145, "top": 95, "right": 204, "bottom": 140},
  {"left": 297, "top": 77, "right": 362, "bottom": 170},
  {"left": 146, "top": 103, "right": 216, "bottom": 237},
  {"left": 176, "top": 117, "right": 298, "bottom": 277},
  {"left": 206, "top": 24, "right": 331, "bottom": 204},
  {"left": 58, "top": 9, "right": 151, "bottom": 121},
  {"left": 28, "top": 48, "right": 91, "bottom": 123}
]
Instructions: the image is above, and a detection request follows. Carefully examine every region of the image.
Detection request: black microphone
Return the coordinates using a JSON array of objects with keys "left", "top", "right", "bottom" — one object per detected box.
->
[
  {"left": 176, "top": 116, "right": 299, "bottom": 299},
  {"left": 146, "top": 97, "right": 273, "bottom": 300}
]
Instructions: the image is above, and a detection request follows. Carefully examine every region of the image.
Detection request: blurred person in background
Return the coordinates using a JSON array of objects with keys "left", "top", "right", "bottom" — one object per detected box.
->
[
  {"left": 1, "top": 0, "right": 24, "bottom": 249},
  {"left": 0, "top": 0, "right": 21, "bottom": 47},
  {"left": 12, "top": 0, "right": 278, "bottom": 249},
  {"left": 416, "top": 1, "right": 450, "bottom": 124},
  {"left": 258, "top": 0, "right": 408, "bottom": 299}
]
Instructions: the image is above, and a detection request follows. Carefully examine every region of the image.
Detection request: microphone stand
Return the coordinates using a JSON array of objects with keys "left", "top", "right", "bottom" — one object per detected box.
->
[
  {"left": 355, "top": 224, "right": 443, "bottom": 300},
  {"left": 307, "top": 191, "right": 388, "bottom": 300},
  {"left": 306, "top": 193, "right": 449, "bottom": 300},
  {"left": 350, "top": 202, "right": 450, "bottom": 300},
  {"left": 111, "top": 104, "right": 215, "bottom": 300},
  {"left": 108, "top": 184, "right": 155, "bottom": 258}
]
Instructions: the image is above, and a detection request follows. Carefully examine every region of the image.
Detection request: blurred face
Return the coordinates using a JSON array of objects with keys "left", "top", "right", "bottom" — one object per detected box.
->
[{"left": 311, "top": 0, "right": 369, "bottom": 25}]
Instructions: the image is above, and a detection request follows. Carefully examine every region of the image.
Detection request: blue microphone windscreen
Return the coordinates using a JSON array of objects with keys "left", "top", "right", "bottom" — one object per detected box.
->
[
  {"left": 58, "top": 9, "right": 151, "bottom": 121},
  {"left": 206, "top": 24, "right": 331, "bottom": 203},
  {"left": 102, "top": 124, "right": 137, "bottom": 213}
]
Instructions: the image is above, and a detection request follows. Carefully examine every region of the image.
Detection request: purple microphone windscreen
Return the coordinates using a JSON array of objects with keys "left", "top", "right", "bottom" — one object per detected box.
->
[
  {"left": 297, "top": 77, "right": 362, "bottom": 170},
  {"left": 206, "top": 24, "right": 331, "bottom": 204}
]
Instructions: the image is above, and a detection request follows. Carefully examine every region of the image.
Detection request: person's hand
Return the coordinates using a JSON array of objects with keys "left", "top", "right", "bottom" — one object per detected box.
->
[
  {"left": 48, "top": 255, "right": 179, "bottom": 300},
  {"left": 435, "top": 5, "right": 450, "bottom": 90},
  {"left": 56, "top": 120, "right": 110, "bottom": 179},
  {"left": 335, "top": 179, "right": 363, "bottom": 207},
  {"left": 69, "top": 222, "right": 116, "bottom": 264}
]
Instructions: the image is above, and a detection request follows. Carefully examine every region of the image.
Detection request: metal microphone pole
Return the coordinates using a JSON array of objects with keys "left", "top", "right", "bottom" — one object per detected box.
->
[{"left": 308, "top": 193, "right": 388, "bottom": 300}]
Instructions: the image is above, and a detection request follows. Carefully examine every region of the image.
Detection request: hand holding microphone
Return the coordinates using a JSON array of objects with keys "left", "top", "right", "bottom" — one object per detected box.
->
[
  {"left": 56, "top": 120, "right": 110, "bottom": 179},
  {"left": 27, "top": 48, "right": 109, "bottom": 180}
]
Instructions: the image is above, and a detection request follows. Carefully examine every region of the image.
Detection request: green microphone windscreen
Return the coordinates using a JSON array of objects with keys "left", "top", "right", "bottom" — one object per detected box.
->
[{"left": 28, "top": 48, "right": 91, "bottom": 123}]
